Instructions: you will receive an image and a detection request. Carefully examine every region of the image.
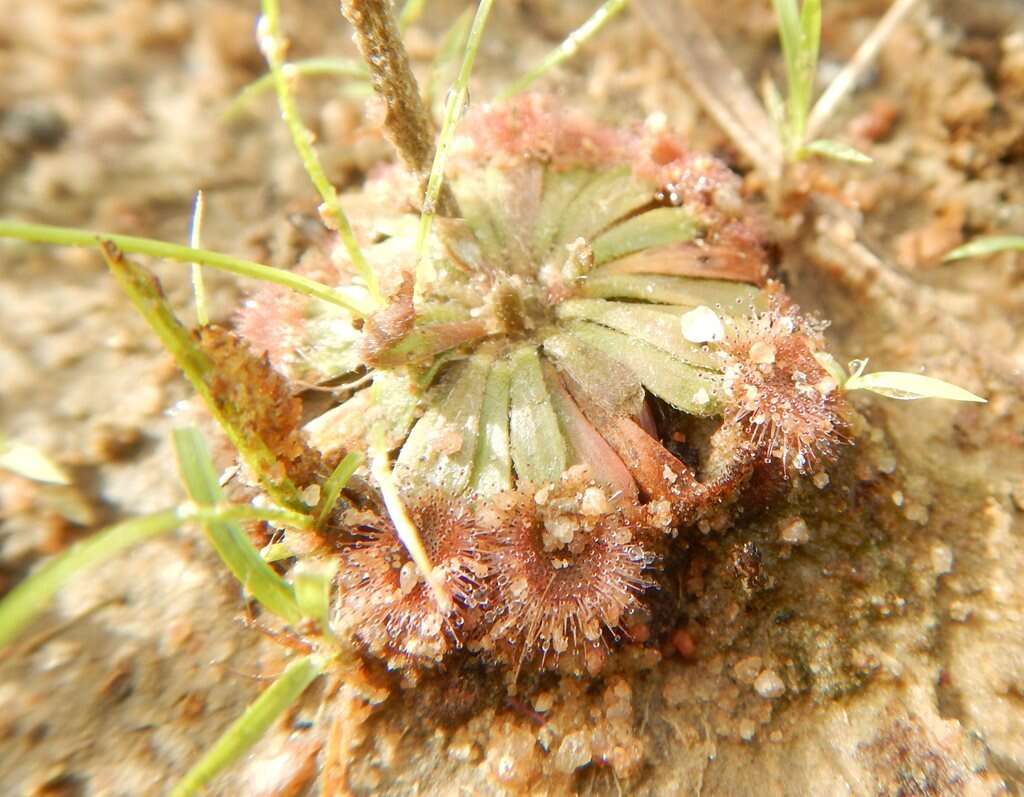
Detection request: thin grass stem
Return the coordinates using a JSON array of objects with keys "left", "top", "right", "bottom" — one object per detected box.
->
[
  {"left": 222, "top": 57, "right": 368, "bottom": 120},
  {"left": 170, "top": 654, "right": 322, "bottom": 797},
  {"left": 0, "top": 219, "right": 371, "bottom": 316},
  {"left": 806, "top": 0, "right": 921, "bottom": 141},
  {"left": 258, "top": 0, "right": 381, "bottom": 306},
  {"left": 414, "top": 0, "right": 495, "bottom": 295},
  {"left": 497, "top": 0, "right": 630, "bottom": 100}
]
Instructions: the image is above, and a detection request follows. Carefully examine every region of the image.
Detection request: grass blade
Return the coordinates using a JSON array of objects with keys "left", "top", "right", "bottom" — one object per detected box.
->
[
  {"left": 170, "top": 655, "right": 322, "bottom": 797},
  {"left": 258, "top": 0, "right": 381, "bottom": 305},
  {"left": 0, "top": 510, "right": 181, "bottom": 649},
  {"left": 173, "top": 428, "right": 302, "bottom": 625},
  {"left": 806, "top": 0, "right": 922, "bottom": 141},
  {"left": 222, "top": 57, "right": 367, "bottom": 120},
  {"left": 415, "top": 0, "right": 496, "bottom": 294},
  {"left": 497, "top": 0, "right": 630, "bottom": 100},
  {"left": 944, "top": 236, "right": 1024, "bottom": 262},
  {"left": 0, "top": 219, "right": 370, "bottom": 316},
  {"left": 315, "top": 451, "right": 362, "bottom": 528}
]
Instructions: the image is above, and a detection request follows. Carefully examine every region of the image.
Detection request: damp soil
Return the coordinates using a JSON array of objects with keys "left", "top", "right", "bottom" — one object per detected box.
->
[{"left": 2, "top": 1, "right": 1024, "bottom": 795}]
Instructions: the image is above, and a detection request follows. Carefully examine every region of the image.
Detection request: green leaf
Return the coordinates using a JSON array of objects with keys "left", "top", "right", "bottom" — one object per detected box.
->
[
  {"left": 173, "top": 428, "right": 302, "bottom": 625},
  {"left": 566, "top": 321, "right": 724, "bottom": 415},
  {"left": 395, "top": 354, "right": 493, "bottom": 495},
  {"left": 533, "top": 168, "right": 596, "bottom": 258},
  {"left": 508, "top": 347, "right": 569, "bottom": 485},
  {"left": 0, "top": 510, "right": 181, "bottom": 649},
  {"left": 591, "top": 206, "right": 701, "bottom": 265},
  {"left": 554, "top": 166, "right": 656, "bottom": 249},
  {"left": 844, "top": 371, "right": 986, "bottom": 403},
  {"left": 803, "top": 138, "right": 872, "bottom": 164},
  {"left": 543, "top": 329, "right": 646, "bottom": 417},
  {"left": 582, "top": 273, "right": 766, "bottom": 313},
  {"left": 414, "top": 0, "right": 496, "bottom": 292},
  {"left": 556, "top": 298, "right": 723, "bottom": 369},
  {"left": 944, "top": 236, "right": 1024, "bottom": 262},
  {"left": 0, "top": 438, "right": 69, "bottom": 485},
  {"left": 170, "top": 655, "right": 322, "bottom": 797},
  {"left": 471, "top": 358, "right": 513, "bottom": 495}
]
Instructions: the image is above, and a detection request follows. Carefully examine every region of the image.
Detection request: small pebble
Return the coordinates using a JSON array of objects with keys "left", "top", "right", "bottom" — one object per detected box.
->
[
  {"left": 753, "top": 669, "right": 785, "bottom": 699},
  {"left": 779, "top": 517, "right": 810, "bottom": 544}
]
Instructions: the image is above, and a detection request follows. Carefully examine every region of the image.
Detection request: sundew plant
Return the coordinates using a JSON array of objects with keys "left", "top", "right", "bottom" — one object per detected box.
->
[{"left": 0, "top": 0, "right": 985, "bottom": 792}]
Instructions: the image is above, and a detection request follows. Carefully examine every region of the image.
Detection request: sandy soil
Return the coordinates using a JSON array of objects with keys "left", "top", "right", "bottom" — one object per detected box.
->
[{"left": 1, "top": 1, "right": 1023, "bottom": 795}]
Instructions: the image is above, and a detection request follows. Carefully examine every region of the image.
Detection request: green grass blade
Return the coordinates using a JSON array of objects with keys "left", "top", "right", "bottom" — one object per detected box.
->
[
  {"left": 772, "top": 0, "right": 819, "bottom": 152},
  {"left": 315, "top": 451, "right": 362, "bottom": 528},
  {"left": 258, "top": 0, "right": 381, "bottom": 305},
  {"left": 170, "top": 655, "right": 322, "bottom": 797},
  {"left": 173, "top": 428, "right": 302, "bottom": 625},
  {"left": 0, "top": 510, "right": 181, "bottom": 649},
  {"left": 497, "top": 0, "right": 630, "bottom": 100},
  {"left": 0, "top": 219, "right": 370, "bottom": 316},
  {"left": 222, "top": 57, "right": 367, "bottom": 120},
  {"left": 944, "top": 236, "right": 1024, "bottom": 262},
  {"left": 415, "top": 0, "right": 496, "bottom": 293}
]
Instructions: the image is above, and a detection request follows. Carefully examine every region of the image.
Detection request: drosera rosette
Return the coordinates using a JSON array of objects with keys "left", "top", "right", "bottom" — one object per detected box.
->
[{"left": 233, "top": 94, "right": 862, "bottom": 671}]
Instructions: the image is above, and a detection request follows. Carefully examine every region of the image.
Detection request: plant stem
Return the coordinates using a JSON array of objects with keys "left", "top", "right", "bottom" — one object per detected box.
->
[
  {"left": 339, "top": 0, "right": 459, "bottom": 219},
  {"left": 497, "top": 0, "right": 630, "bottom": 100},
  {"left": 414, "top": 0, "right": 495, "bottom": 294},
  {"left": 0, "top": 219, "right": 372, "bottom": 316},
  {"left": 222, "top": 57, "right": 368, "bottom": 120},
  {"left": 806, "top": 0, "right": 921, "bottom": 141},
  {"left": 258, "top": 0, "right": 382, "bottom": 305}
]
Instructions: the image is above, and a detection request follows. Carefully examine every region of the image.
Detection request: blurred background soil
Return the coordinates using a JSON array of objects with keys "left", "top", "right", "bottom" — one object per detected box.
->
[{"left": 1, "top": 0, "right": 1023, "bottom": 794}]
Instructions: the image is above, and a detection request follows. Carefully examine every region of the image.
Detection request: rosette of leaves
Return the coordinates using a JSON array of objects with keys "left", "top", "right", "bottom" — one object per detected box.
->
[{"left": 238, "top": 96, "right": 849, "bottom": 670}]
